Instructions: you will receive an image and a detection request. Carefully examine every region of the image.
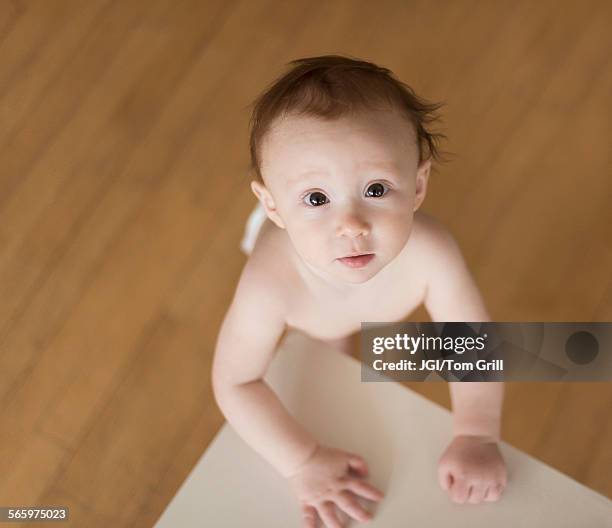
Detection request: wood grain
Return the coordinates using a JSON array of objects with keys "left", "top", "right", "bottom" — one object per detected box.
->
[{"left": 0, "top": 1, "right": 610, "bottom": 525}]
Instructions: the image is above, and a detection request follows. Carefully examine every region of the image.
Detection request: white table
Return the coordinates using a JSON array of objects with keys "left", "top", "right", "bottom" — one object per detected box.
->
[{"left": 155, "top": 330, "right": 612, "bottom": 527}]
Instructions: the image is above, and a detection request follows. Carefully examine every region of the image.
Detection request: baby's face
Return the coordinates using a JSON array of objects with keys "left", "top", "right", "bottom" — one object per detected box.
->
[{"left": 253, "top": 109, "right": 430, "bottom": 285}]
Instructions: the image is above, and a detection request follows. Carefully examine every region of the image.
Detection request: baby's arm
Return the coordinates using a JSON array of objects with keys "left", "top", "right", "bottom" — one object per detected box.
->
[
  {"left": 422, "top": 219, "right": 507, "bottom": 503},
  {"left": 212, "top": 260, "right": 383, "bottom": 526},
  {"left": 212, "top": 261, "right": 318, "bottom": 477}
]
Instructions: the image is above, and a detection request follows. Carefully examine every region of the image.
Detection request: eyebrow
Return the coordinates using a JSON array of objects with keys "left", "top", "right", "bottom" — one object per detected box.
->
[
  {"left": 285, "top": 169, "right": 326, "bottom": 188},
  {"left": 287, "top": 161, "right": 398, "bottom": 186},
  {"left": 361, "top": 161, "right": 398, "bottom": 171}
]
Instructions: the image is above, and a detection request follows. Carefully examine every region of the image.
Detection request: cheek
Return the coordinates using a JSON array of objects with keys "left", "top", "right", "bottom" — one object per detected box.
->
[
  {"left": 287, "top": 219, "right": 327, "bottom": 255},
  {"left": 375, "top": 209, "right": 414, "bottom": 240}
]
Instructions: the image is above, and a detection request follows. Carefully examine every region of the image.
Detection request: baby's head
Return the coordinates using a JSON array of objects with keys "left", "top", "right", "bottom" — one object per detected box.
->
[{"left": 248, "top": 55, "right": 450, "bottom": 285}]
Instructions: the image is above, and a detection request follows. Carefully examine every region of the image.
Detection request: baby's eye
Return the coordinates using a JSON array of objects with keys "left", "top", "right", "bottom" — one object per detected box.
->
[
  {"left": 303, "top": 191, "right": 328, "bottom": 207},
  {"left": 303, "top": 183, "right": 389, "bottom": 207},
  {"left": 365, "top": 182, "right": 388, "bottom": 198}
]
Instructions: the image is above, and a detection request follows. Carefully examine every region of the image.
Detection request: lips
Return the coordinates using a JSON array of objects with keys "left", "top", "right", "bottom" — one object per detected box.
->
[{"left": 337, "top": 253, "right": 375, "bottom": 268}]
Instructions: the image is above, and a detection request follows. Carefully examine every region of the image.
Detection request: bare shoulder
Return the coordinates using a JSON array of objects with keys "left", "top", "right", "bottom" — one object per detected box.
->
[
  {"left": 412, "top": 210, "right": 458, "bottom": 247},
  {"left": 212, "top": 236, "right": 291, "bottom": 389},
  {"left": 236, "top": 222, "right": 293, "bottom": 321},
  {"left": 247, "top": 217, "right": 299, "bottom": 299},
  {"left": 411, "top": 211, "right": 490, "bottom": 321}
]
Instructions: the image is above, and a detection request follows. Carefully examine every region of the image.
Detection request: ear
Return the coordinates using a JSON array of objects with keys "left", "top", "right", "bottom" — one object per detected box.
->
[
  {"left": 250, "top": 180, "right": 286, "bottom": 229},
  {"left": 413, "top": 158, "right": 431, "bottom": 212}
]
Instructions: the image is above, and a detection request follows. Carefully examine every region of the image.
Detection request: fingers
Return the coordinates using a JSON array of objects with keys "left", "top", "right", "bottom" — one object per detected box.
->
[
  {"left": 347, "top": 453, "right": 368, "bottom": 477},
  {"left": 302, "top": 505, "right": 317, "bottom": 528},
  {"left": 319, "top": 501, "right": 343, "bottom": 528},
  {"left": 484, "top": 483, "right": 503, "bottom": 502},
  {"left": 450, "top": 477, "right": 470, "bottom": 503},
  {"left": 438, "top": 467, "right": 453, "bottom": 491},
  {"left": 467, "top": 483, "right": 488, "bottom": 504},
  {"left": 448, "top": 478, "right": 505, "bottom": 504},
  {"left": 343, "top": 478, "right": 385, "bottom": 502},
  {"left": 334, "top": 490, "right": 373, "bottom": 523}
]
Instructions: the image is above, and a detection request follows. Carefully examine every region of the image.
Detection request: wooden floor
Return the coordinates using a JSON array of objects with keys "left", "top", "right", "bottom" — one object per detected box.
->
[{"left": 0, "top": 0, "right": 610, "bottom": 525}]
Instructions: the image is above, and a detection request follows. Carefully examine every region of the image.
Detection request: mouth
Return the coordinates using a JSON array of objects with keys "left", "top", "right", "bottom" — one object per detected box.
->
[{"left": 337, "top": 253, "right": 375, "bottom": 269}]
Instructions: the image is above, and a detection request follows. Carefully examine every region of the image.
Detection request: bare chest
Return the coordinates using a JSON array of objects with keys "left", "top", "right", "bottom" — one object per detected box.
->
[
  {"left": 253, "top": 214, "right": 429, "bottom": 341},
  {"left": 284, "top": 270, "right": 427, "bottom": 341}
]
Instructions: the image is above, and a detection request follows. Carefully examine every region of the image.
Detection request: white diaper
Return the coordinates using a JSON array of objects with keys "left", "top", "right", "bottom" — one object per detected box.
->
[{"left": 240, "top": 201, "right": 267, "bottom": 256}]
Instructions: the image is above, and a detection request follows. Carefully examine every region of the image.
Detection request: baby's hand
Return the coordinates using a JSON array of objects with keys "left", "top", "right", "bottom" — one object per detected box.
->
[
  {"left": 287, "top": 444, "right": 384, "bottom": 527},
  {"left": 437, "top": 434, "right": 507, "bottom": 504}
]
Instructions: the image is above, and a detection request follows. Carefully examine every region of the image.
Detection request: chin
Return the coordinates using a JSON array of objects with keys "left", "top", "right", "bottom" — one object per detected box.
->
[
  {"left": 331, "top": 254, "right": 393, "bottom": 284},
  {"left": 335, "top": 266, "right": 382, "bottom": 284},
  {"left": 342, "top": 274, "right": 377, "bottom": 284}
]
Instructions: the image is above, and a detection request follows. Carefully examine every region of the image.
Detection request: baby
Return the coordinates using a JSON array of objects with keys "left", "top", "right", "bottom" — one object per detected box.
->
[{"left": 212, "top": 55, "right": 507, "bottom": 527}]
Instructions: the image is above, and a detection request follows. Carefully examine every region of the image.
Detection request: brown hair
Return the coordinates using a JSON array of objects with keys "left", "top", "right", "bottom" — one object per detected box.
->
[{"left": 248, "top": 54, "right": 453, "bottom": 183}]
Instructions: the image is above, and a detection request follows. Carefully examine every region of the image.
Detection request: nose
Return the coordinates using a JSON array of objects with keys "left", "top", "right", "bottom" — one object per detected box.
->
[{"left": 335, "top": 208, "right": 371, "bottom": 239}]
